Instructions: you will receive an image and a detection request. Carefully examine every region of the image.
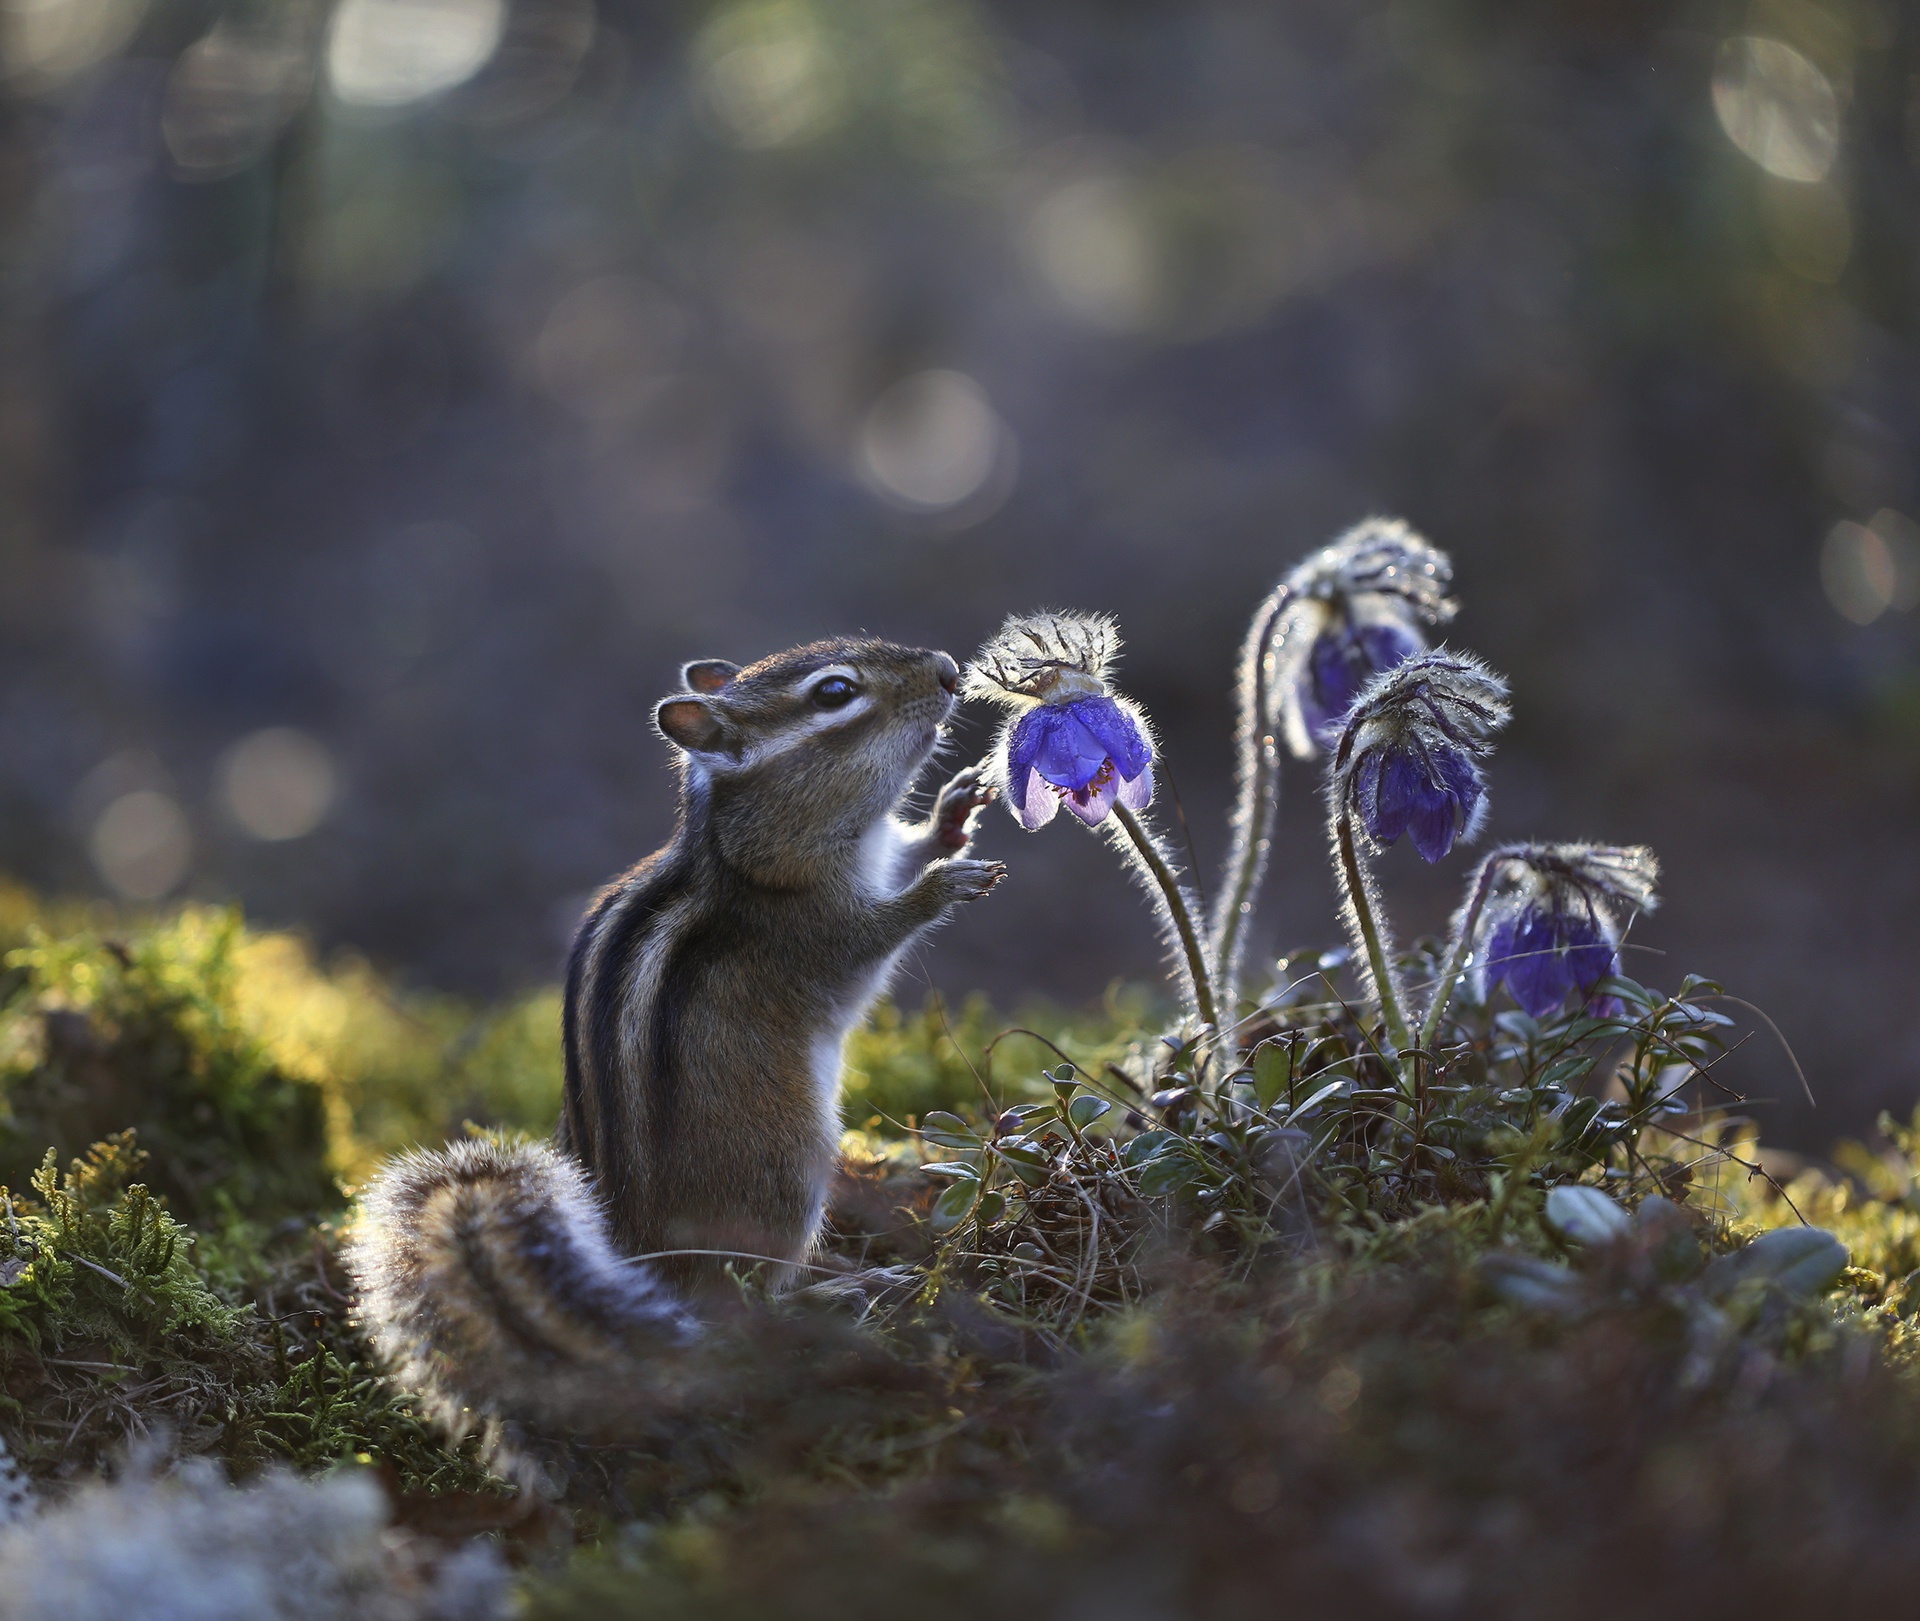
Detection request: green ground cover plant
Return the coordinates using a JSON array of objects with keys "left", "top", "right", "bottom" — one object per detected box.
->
[{"left": 2, "top": 886, "right": 1918, "bottom": 1619}]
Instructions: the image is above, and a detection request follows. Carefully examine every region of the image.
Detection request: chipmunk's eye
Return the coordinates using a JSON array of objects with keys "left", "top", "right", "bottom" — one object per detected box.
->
[{"left": 811, "top": 676, "right": 859, "bottom": 709}]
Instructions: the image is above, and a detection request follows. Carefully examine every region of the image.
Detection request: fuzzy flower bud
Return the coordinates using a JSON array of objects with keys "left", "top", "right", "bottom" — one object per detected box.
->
[
  {"left": 963, "top": 612, "right": 1155, "bottom": 829},
  {"left": 1269, "top": 518, "right": 1456, "bottom": 758},
  {"left": 1468, "top": 844, "right": 1659, "bottom": 1018},
  {"left": 1329, "top": 650, "right": 1509, "bottom": 863}
]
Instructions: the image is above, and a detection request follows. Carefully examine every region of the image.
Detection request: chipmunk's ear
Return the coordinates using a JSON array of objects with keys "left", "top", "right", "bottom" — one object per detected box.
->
[
  {"left": 655, "top": 695, "right": 731, "bottom": 755},
  {"left": 681, "top": 659, "right": 741, "bottom": 694}
]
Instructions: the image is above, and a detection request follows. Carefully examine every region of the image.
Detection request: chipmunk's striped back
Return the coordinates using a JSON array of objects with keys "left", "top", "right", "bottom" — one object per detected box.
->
[{"left": 558, "top": 839, "right": 697, "bottom": 1247}]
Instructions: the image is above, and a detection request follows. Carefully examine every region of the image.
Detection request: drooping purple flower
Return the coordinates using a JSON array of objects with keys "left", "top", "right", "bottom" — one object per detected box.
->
[
  {"left": 964, "top": 612, "right": 1156, "bottom": 831},
  {"left": 1004, "top": 692, "right": 1153, "bottom": 829},
  {"left": 1330, "top": 651, "right": 1509, "bottom": 865},
  {"left": 1349, "top": 733, "right": 1485, "bottom": 862},
  {"left": 1484, "top": 907, "right": 1616, "bottom": 1019},
  {"left": 1269, "top": 520, "right": 1456, "bottom": 759},
  {"left": 1460, "top": 843, "right": 1660, "bottom": 1020},
  {"left": 1296, "top": 614, "right": 1426, "bottom": 746}
]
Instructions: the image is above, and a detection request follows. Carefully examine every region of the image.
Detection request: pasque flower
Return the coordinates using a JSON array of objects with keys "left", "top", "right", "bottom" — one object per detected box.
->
[
  {"left": 965, "top": 611, "right": 1218, "bottom": 1032},
  {"left": 1474, "top": 844, "right": 1659, "bottom": 1019},
  {"left": 964, "top": 612, "right": 1154, "bottom": 829},
  {"left": 1271, "top": 519, "right": 1456, "bottom": 758},
  {"left": 1325, "top": 650, "right": 1510, "bottom": 1072},
  {"left": 1333, "top": 651, "right": 1509, "bottom": 864},
  {"left": 1211, "top": 517, "right": 1455, "bottom": 994}
]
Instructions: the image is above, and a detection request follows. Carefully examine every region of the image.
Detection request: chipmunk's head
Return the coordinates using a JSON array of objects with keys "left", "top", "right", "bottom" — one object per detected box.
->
[{"left": 655, "top": 638, "right": 959, "bottom": 880}]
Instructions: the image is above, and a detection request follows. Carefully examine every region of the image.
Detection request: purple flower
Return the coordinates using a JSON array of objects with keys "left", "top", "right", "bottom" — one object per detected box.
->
[
  {"left": 964, "top": 612, "right": 1159, "bottom": 832},
  {"left": 1297, "top": 615, "right": 1427, "bottom": 749},
  {"left": 1269, "top": 520, "right": 1456, "bottom": 760},
  {"left": 1350, "top": 736, "right": 1484, "bottom": 863},
  {"left": 1461, "top": 843, "right": 1659, "bottom": 1021},
  {"left": 1483, "top": 905, "right": 1617, "bottom": 1019},
  {"left": 1330, "top": 651, "right": 1508, "bottom": 865},
  {"left": 1006, "top": 693, "right": 1154, "bottom": 829}
]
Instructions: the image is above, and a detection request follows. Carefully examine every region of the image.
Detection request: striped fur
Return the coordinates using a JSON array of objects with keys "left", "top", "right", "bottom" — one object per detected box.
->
[
  {"left": 560, "top": 637, "right": 998, "bottom": 1284},
  {"left": 350, "top": 638, "right": 999, "bottom": 1451},
  {"left": 346, "top": 1137, "right": 698, "bottom": 1446}
]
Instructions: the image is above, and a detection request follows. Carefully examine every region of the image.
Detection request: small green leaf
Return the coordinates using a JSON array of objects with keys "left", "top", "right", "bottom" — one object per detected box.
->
[
  {"left": 973, "top": 1189, "right": 1007, "bottom": 1226},
  {"left": 1494, "top": 1011, "right": 1541, "bottom": 1043},
  {"left": 930, "top": 1178, "right": 979, "bottom": 1231},
  {"left": 919, "top": 1162, "right": 979, "bottom": 1181},
  {"left": 1539, "top": 1055, "right": 1597, "bottom": 1091},
  {"left": 1594, "top": 974, "right": 1654, "bottom": 1009},
  {"left": 1480, "top": 1252, "right": 1586, "bottom": 1315},
  {"left": 922, "top": 1111, "right": 981, "bottom": 1150},
  {"left": 1002, "top": 1103, "right": 1053, "bottom": 1124},
  {"left": 1068, "top": 1094, "right": 1113, "bottom": 1130},
  {"left": 1284, "top": 1080, "right": 1347, "bottom": 1119},
  {"left": 1136, "top": 1155, "right": 1201, "bottom": 1197},
  {"left": 1121, "top": 1130, "right": 1178, "bottom": 1166},
  {"left": 1705, "top": 1227, "right": 1848, "bottom": 1300},
  {"left": 1251, "top": 1040, "right": 1293, "bottom": 1110},
  {"left": 1544, "top": 1185, "right": 1632, "bottom": 1247}
]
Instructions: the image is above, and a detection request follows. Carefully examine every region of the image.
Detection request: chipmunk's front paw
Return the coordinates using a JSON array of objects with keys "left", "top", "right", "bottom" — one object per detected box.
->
[
  {"left": 932, "top": 857, "right": 1006, "bottom": 904},
  {"left": 929, "top": 765, "right": 996, "bottom": 852}
]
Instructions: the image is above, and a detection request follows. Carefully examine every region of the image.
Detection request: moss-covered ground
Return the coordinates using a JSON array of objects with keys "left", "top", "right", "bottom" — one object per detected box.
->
[{"left": 4, "top": 882, "right": 1920, "bottom": 1615}]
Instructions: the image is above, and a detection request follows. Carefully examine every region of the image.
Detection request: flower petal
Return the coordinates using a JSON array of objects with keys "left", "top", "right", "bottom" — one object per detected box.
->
[
  {"left": 1367, "top": 749, "right": 1428, "bottom": 847},
  {"left": 1354, "top": 615, "right": 1424, "bottom": 674},
  {"left": 1350, "top": 748, "right": 1385, "bottom": 833},
  {"left": 1503, "top": 915, "right": 1570, "bottom": 1018},
  {"left": 1117, "top": 764, "right": 1153, "bottom": 811},
  {"left": 1007, "top": 759, "right": 1061, "bottom": 829},
  {"left": 1406, "top": 783, "right": 1463, "bottom": 863},
  {"left": 1005, "top": 707, "right": 1054, "bottom": 776},
  {"left": 1068, "top": 694, "right": 1152, "bottom": 781},
  {"left": 1020, "top": 705, "right": 1111, "bottom": 793},
  {"left": 1063, "top": 769, "right": 1118, "bottom": 826}
]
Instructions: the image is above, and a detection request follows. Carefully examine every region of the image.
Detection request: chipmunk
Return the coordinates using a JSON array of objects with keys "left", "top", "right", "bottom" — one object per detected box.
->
[{"left": 347, "top": 639, "right": 1001, "bottom": 1447}]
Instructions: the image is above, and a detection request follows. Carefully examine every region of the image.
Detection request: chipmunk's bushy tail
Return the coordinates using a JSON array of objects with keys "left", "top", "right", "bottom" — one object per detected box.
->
[{"left": 345, "top": 1138, "right": 698, "bottom": 1457}]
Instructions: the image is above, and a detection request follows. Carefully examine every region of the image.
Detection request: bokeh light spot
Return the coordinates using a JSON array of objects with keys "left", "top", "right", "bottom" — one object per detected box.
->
[
  {"left": 1028, "top": 174, "right": 1158, "bottom": 330},
  {"left": 1, "top": 0, "right": 146, "bottom": 86},
  {"left": 695, "top": 2, "right": 846, "bottom": 149},
  {"left": 162, "top": 19, "right": 310, "bottom": 180},
  {"left": 91, "top": 789, "right": 191, "bottom": 900},
  {"left": 327, "top": 0, "right": 506, "bottom": 108},
  {"left": 219, "top": 728, "right": 338, "bottom": 841},
  {"left": 857, "top": 370, "right": 1012, "bottom": 515},
  {"left": 1822, "top": 513, "right": 1920, "bottom": 625},
  {"left": 1712, "top": 37, "right": 1840, "bottom": 183}
]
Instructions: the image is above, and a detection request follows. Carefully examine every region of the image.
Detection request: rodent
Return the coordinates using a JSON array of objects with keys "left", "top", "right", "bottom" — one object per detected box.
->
[{"left": 347, "top": 638, "right": 1001, "bottom": 1450}]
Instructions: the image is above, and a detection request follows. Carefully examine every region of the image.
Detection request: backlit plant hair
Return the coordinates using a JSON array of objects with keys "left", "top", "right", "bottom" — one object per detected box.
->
[
  {"left": 1323, "top": 649, "right": 1509, "bottom": 1084},
  {"left": 966, "top": 612, "right": 1220, "bottom": 1035},
  {"left": 1212, "top": 519, "right": 1455, "bottom": 996}
]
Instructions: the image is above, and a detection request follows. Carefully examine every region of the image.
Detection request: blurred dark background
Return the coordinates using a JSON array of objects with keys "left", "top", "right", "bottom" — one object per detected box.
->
[{"left": 0, "top": 0, "right": 1914, "bottom": 1147}]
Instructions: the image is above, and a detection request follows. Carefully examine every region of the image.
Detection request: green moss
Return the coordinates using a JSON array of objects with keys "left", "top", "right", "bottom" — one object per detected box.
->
[
  {"left": 6, "top": 881, "right": 1920, "bottom": 1617},
  {"left": 0, "top": 1131, "right": 506, "bottom": 1494},
  {"left": 0, "top": 911, "right": 336, "bottom": 1226}
]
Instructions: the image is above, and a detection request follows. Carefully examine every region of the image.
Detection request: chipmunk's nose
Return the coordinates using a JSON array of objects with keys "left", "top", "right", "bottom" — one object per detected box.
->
[{"left": 931, "top": 651, "right": 960, "bottom": 695}]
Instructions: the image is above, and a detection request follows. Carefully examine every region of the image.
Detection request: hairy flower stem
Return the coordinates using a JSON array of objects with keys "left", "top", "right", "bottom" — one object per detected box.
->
[
  {"left": 1332, "top": 811, "right": 1412, "bottom": 1093},
  {"left": 1209, "top": 586, "right": 1292, "bottom": 1000},
  {"left": 1418, "top": 854, "right": 1506, "bottom": 1054},
  {"left": 1110, "top": 804, "right": 1222, "bottom": 1040}
]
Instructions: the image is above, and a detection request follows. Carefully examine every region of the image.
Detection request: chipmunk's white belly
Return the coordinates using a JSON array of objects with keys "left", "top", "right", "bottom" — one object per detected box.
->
[{"left": 856, "top": 817, "right": 917, "bottom": 898}]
